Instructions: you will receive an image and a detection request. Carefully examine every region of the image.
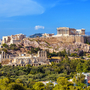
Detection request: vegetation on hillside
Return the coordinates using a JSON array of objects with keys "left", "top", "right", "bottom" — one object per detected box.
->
[{"left": 0, "top": 57, "right": 90, "bottom": 89}]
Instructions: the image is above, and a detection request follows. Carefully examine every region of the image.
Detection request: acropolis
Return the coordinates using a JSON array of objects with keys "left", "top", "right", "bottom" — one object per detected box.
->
[
  {"left": 57, "top": 27, "right": 85, "bottom": 36},
  {"left": 2, "top": 33, "right": 26, "bottom": 45},
  {"left": 0, "top": 27, "right": 90, "bottom": 66}
]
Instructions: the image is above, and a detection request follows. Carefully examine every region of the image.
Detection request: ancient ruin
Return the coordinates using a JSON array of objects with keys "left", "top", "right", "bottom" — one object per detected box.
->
[
  {"left": 0, "top": 50, "right": 49, "bottom": 66},
  {"left": 57, "top": 27, "right": 85, "bottom": 36},
  {"left": 2, "top": 33, "right": 26, "bottom": 45}
]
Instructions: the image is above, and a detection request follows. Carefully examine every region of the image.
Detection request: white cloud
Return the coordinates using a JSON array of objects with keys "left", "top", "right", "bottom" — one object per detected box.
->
[
  {"left": 0, "top": 0, "right": 45, "bottom": 17},
  {"left": 35, "top": 25, "right": 45, "bottom": 30}
]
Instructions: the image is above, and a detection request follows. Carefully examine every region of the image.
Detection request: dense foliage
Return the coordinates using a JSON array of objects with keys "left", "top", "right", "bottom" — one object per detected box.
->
[
  {"left": 0, "top": 57, "right": 90, "bottom": 89},
  {"left": 2, "top": 44, "right": 20, "bottom": 50},
  {"left": 27, "top": 47, "right": 41, "bottom": 54},
  {"left": 47, "top": 49, "right": 79, "bottom": 58}
]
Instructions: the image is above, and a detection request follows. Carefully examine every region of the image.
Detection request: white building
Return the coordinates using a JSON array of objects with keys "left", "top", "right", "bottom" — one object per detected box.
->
[
  {"left": 1, "top": 51, "right": 49, "bottom": 66},
  {"left": 53, "top": 27, "right": 85, "bottom": 37},
  {"left": 2, "top": 33, "right": 26, "bottom": 45}
]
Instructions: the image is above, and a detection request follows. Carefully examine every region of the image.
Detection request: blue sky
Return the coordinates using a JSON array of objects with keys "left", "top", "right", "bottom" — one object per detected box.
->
[{"left": 0, "top": 0, "right": 90, "bottom": 38}]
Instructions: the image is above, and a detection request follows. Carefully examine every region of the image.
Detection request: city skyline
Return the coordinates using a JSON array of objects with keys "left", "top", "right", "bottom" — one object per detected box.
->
[{"left": 0, "top": 0, "right": 90, "bottom": 38}]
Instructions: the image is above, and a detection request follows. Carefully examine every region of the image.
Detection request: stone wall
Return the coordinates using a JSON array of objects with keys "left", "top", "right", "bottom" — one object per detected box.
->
[
  {"left": 0, "top": 51, "right": 10, "bottom": 65},
  {"left": 86, "top": 36, "right": 90, "bottom": 43},
  {"left": 10, "top": 40, "right": 21, "bottom": 44},
  {"left": 38, "top": 51, "right": 47, "bottom": 62},
  {"left": 40, "top": 36, "right": 90, "bottom": 43},
  {"left": 74, "top": 36, "right": 85, "bottom": 43},
  {"left": 57, "top": 36, "right": 75, "bottom": 43}
]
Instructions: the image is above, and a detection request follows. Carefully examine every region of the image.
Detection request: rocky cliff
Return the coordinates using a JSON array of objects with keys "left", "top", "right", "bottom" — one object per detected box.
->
[{"left": 22, "top": 36, "right": 90, "bottom": 53}]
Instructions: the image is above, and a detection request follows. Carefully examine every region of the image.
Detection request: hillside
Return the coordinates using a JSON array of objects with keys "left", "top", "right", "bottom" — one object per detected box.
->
[
  {"left": 22, "top": 37, "right": 90, "bottom": 54},
  {"left": 1, "top": 36, "right": 90, "bottom": 56}
]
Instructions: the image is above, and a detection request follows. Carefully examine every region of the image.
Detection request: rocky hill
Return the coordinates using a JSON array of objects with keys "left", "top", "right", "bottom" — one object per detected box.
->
[
  {"left": 2, "top": 36, "right": 90, "bottom": 56},
  {"left": 22, "top": 36, "right": 90, "bottom": 54}
]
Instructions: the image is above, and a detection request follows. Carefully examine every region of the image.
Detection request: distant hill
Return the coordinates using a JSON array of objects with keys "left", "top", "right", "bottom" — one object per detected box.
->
[{"left": 29, "top": 33, "right": 43, "bottom": 38}]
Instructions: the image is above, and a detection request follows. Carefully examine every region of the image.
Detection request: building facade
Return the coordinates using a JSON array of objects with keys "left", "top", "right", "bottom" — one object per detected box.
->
[
  {"left": 2, "top": 33, "right": 26, "bottom": 44},
  {"left": 0, "top": 51, "right": 10, "bottom": 63},
  {"left": 0, "top": 50, "right": 49, "bottom": 66},
  {"left": 57, "top": 27, "right": 85, "bottom": 36}
]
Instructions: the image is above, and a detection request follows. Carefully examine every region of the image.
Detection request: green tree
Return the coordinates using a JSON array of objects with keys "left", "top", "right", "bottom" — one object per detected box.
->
[
  {"left": 0, "top": 78, "right": 10, "bottom": 90},
  {"left": 57, "top": 77, "right": 68, "bottom": 85},
  {"left": 35, "top": 47, "right": 41, "bottom": 53},
  {"left": 2, "top": 48, "right": 8, "bottom": 53},
  {"left": 45, "top": 82, "right": 54, "bottom": 90},
  {"left": 33, "top": 82, "right": 45, "bottom": 90},
  {"left": 10, "top": 44, "right": 18, "bottom": 50},
  {"left": 71, "top": 53, "right": 77, "bottom": 57},
  {"left": 53, "top": 85, "right": 61, "bottom": 90},
  {"left": 83, "top": 60, "right": 90, "bottom": 72},
  {"left": 70, "top": 60, "right": 78, "bottom": 72},
  {"left": 30, "top": 47, "right": 36, "bottom": 54},
  {"left": 15, "top": 78, "right": 23, "bottom": 83},
  {"left": 76, "top": 62, "right": 83, "bottom": 72},
  {"left": 28, "top": 81, "right": 36, "bottom": 89},
  {"left": 73, "top": 73, "right": 85, "bottom": 87},
  {"left": 2, "top": 44, "right": 9, "bottom": 48},
  {"left": 7, "top": 83, "right": 26, "bottom": 90},
  {"left": 53, "top": 77, "right": 73, "bottom": 90},
  {"left": 87, "top": 86, "right": 90, "bottom": 90}
]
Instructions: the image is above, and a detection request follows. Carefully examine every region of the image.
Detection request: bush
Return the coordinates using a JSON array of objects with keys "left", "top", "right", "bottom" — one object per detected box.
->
[
  {"left": 2, "top": 44, "right": 9, "bottom": 48},
  {"left": 9, "top": 44, "right": 19, "bottom": 50},
  {"left": 2, "top": 48, "right": 8, "bottom": 53},
  {"left": 87, "top": 56, "right": 90, "bottom": 58},
  {"left": 70, "top": 53, "right": 77, "bottom": 57}
]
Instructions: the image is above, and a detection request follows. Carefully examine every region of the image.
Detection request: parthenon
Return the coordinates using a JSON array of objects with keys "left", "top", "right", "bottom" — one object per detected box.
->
[{"left": 57, "top": 27, "right": 85, "bottom": 36}]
